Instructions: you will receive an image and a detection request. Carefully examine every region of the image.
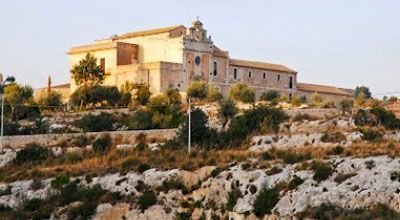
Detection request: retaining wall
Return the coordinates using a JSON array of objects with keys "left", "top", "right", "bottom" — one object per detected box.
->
[{"left": 2, "top": 129, "right": 178, "bottom": 149}]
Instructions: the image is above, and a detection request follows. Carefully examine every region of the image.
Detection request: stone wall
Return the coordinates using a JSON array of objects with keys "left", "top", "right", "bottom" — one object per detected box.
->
[
  {"left": 283, "top": 108, "right": 340, "bottom": 118},
  {"left": 2, "top": 129, "right": 178, "bottom": 149}
]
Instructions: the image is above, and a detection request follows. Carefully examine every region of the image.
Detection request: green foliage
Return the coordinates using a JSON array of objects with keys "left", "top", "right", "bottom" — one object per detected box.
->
[
  {"left": 187, "top": 81, "right": 208, "bottom": 100},
  {"left": 370, "top": 106, "right": 400, "bottom": 129},
  {"left": 303, "top": 203, "right": 400, "bottom": 220},
  {"left": 311, "top": 161, "right": 334, "bottom": 182},
  {"left": 226, "top": 188, "right": 242, "bottom": 211},
  {"left": 38, "top": 91, "right": 63, "bottom": 111},
  {"left": 124, "top": 108, "right": 153, "bottom": 130},
  {"left": 75, "top": 112, "right": 116, "bottom": 132},
  {"left": 218, "top": 98, "right": 238, "bottom": 127},
  {"left": 67, "top": 201, "right": 97, "bottom": 220},
  {"left": 71, "top": 53, "right": 104, "bottom": 87},
  {"left": 260, "top": 90, "right": 280, "bottom": 104},
  {"left": 156, "top": 176, "right": 188, "bottom": 193},
  {"left": 70, "top": 85, "right": 122, "bottom": 109},
  {"left": 229, "top": 83, "right": 256, "bottom": 103},
  {"left": 339, "top": 99, "right": 353, "bottom": 115},
  {"left": 147, "top": 88, "right": 183, "bottom": 128},
  {"left": 320, "top": 132, "right": 346, "bottom": 143},
  {"left": 360, "top": 128, "right": 383, "bottom": 142},
  {"left": 225, "top": 106, "right": 287, "bottom": 146},
  {"left": 206, "top": 85, "right": 223, "bottom": 102},
  {"left": 288, "top": 175, "right": 304, "bottom": 190},
  {"left": 309, "top": 93, "right": 323, "bottom": 108},
  {"left": 14, "top": 143, "right": 51, "bottom": 165},
  {"left": 178, "top": 108, "right": 220, "bottom": 149},
  {"left": 134, "top": 83, "right": 151, "bottom": 106},
  {"left": 92, "top": 134, "right": 112, "bottom": 154},
  {"left": 138, "top": 190, "right": 157, "bottom": 211},
  {"left": 355, "top": 86, "right": 372, "bottom": 99},
  {"left": 330, "top": 145, "right": 344, "bottom": 155},
  {"left": 138, "top": 163, "right": 150, "bottom": 173},
  {"left": 4, "top": 82, "right": 36, "bottom": 120},
  {"left": 252, "top": 187, "right": 280, "bottom": 217},
  {"left": 275, "top": 150, "right": 311, "bottom": 164},
  {"left": 50, "top": 175, "right": 70, "bottom": 189}
]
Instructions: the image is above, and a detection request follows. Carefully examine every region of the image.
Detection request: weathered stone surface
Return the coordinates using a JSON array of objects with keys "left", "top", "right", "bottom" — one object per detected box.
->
[{"left": 0, "top": 149, "right": 16, "bottom": 167}]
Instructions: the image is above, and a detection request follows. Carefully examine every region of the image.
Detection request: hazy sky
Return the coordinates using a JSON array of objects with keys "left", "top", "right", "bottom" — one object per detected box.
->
[{"left": 0, "top": 0, "right": 399, "bottom": 97}]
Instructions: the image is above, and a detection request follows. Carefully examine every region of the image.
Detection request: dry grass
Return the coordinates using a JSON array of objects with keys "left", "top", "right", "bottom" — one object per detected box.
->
[{"left": 0, "top": 148, "right": 252, "bottom": 183}]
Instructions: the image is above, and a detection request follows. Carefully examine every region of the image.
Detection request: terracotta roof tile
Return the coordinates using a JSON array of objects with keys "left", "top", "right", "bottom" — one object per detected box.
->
[
  {"left": 229, "top": 59, "right": 296, "bottom": 73},
  {"left": 297, "top": 83, "right": 354, "bottom": 97},
  {"left": 114, "top": 25, "right": 185, "bottom": 40},
  {"left": 213, "top": 46, "right": 229, "bottom": 58}
]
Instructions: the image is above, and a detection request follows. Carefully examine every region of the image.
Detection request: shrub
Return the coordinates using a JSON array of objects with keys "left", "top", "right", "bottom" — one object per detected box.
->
[
  {"left": 51, "top": 175, "right": 70, "bottom": 189},
  {"left": 71, "top": 135, "right": 90, "bottom": 148},
  {"left": 260, "top": 90, "right": 280, "bottom": 104},
  {"left": 288, "top": 175, "right": 304, "bottom": 190},
  {"left": 370, "top": 106, "right": 400, "bottom": 129},
  {"left": 339, "top": 99, "right": 353, "bottom": 115},
  {"left": 360, "top": 128, "right": 383, "bottom": 142},
  {"left": 218, "top": 98, "right": 238, "bottom": 127},
  {"left": 138, "top": 163, "right": 150, "bottom": 173},
  {"left": 334, "top": 173, "right": 357, "bottom": 184},
  {"left": 187, "top": 81, "right": 208, "bottom": 100},
  {"left": 226, "top": 188, "right": 243, "bottom": 211},
  {"left": 138, "top": 190, "right": 157, "bottom": 211},
  {"left": 124, "top": 108, "right": 153, "bottom": 130},
  {"left": 275, "top": 150, "right": 311, "bottom": 164},
  {"left": 229, "top": 83, "right": 255, "bottom": 103},
  {"left": 320, "top": 132, "right": 346, "bottom": 143},
  {"left": 311, "top": 161, "right": 333, "bottom": 182},
  {"left": 70, "top": 85, "right": 122, "bottom": 109},
  {"left": 157, "top": 176, "right": 188, "bottom": 193},
  {"left": 252, "top": 187, "right": 280, "bottom": 217},
  {"left": 75, "top": 112, "right": 116, "bottom": 132},
  {"left": 309, "top": 93, "right": 323, "bottom": 108},
  {"left": 30, "top": 179, "right": 43, "bottom": 190},
  {"left": 67, "top": 201, "right": 97, "bottom": 220},
  {"left": 206, "top": 86, "right": 223, "bottom": 102},
  {"left": 38, "top": 91, "right": 63, "bottom": 111},
  {"left": 92, "top": 134, "right": 112, "bottom": 154},
  {"left": 134, "top": 83, "right": 151, "bottom": 106},
  {"left": 14, "top": 143, "right": 51, "bottom": 165},
  {"left": 292, "top": 113, "right": 314, "bottom": 122},
  {"left": 330, "top": 145, "right": 344, "bottom": 155}
]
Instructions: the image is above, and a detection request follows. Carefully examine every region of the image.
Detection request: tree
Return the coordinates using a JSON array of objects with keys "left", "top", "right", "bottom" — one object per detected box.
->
[
  {"left": 260, "top": 90, "right": 280, "bottom": 104},
  {"left": 187, "top": 81, "right": 208, "bottom": 100},
  {"left": 218, "top": 98, "right": 238, "bottom": 127},
  {"left": 339, "top": 99, "right": 353, "bottom": 115},
  {"left": 355, "top": 86, "right": 371, "bottom": 99},
  {"left": 206, "top": 85, "right": 223, "bottom": 102},
  {"left": 309, "top": 93, "right": 323, "bottom": 108},
  {"left": 71, "top": 53, "right": 104, "bottom": 87},
  {"left": 4, "top": 83, "right": 34, "bottom": 119},
  {"left": 134, "top": 83, "right": 151, "bottom": 106},
  {"left": 229, "top": 83, "right": 255, "bottom": 104},
  {"left": 38, "top": 91, "right": 63, "bottom": 111},
  {"left": 71, "top": 53, "right": 104, "bottom": 110}
]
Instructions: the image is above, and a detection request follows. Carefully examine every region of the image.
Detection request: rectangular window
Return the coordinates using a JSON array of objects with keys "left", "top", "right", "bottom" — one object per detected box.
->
[
  {"left": 213, "top": 61, "right": 217, "bottom": 76},
  {"left": 248, "top": 71, "right": 252, "bottom": 79},
  {"left": 277, "top": 74, "right": 281, "bottom": 82},
  {"left": 263, "top": 72, "right": 266, "bottom": 80},
  {"left": 233, "top": 68, "right": 237, "bottom": 80},
  {"left": 289, "top": 76, "right": 293, "bottom": 89},
  {"left": 100, "top": 58, "right": 105, "bottom": 74}
]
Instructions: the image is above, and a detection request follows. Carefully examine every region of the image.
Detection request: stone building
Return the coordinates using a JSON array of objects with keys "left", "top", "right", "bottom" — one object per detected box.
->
[{"left": 39, "top": 19, "right": 354, "bottom": 105}]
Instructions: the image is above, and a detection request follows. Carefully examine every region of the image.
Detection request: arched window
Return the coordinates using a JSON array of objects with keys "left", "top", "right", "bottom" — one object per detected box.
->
[
  {"left": 213, "top": 61, "right": 217, "bottom": 76},
  {"left": 248, "top": 71, "right": 252, "bottom": 79},
  {"left": 233, "top": 68, "right": 238, "bottom": 80}
]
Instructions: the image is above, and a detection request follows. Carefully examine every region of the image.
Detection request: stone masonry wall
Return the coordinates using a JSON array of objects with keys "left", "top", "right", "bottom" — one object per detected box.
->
[{"left": 2, "top": 129, "right": 178, "bottom": 149}]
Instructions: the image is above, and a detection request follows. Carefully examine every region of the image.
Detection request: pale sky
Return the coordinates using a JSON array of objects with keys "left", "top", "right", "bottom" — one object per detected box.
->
[{"left": 0, "top": 0, "right": 399, "bottom": 97}]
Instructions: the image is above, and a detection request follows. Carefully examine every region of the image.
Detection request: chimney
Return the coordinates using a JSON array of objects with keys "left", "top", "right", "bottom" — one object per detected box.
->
[{"left": 47, "top": 76, "right": 52, "bottom": 95}]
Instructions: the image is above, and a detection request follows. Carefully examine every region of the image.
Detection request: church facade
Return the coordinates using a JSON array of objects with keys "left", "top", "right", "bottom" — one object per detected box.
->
[{"left": 63, "top": 19, "right": 354, "bottom": 104}]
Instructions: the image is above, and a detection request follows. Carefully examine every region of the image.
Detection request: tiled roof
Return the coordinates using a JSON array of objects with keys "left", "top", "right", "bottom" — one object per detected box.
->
[
  {"left": 297, "top": 83, "right": 354, "bottom": 97},
  {"left": 69, "top": 42, "right": 117, "bottom": 54},
  {"left": 114, "top": 25, "right": 185, "bottom": 40},
  {"left": 213, "top": 46, "right": 229, "bottom": 58},
  {"left": 229, "top": 59, "right": 296, "bottom": 74}
]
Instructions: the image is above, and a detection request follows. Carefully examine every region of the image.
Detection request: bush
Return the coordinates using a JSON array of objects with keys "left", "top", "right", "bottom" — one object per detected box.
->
[
  {"left": 339, "top": 99, "right": 353, "bottom": 115},
  {"left": 311, "top": 161, "right": 333, "bottom": 182},
  {"left": 138, "top": 190, "right": 157, "bottom": 211},
  {"left": 260, "top": 90, "right": 280, "bottom": 104},
  {"left": 226, "top": 188, "right": 242, "bottom": 211},
  {"left": 288, "top": 175, "right": 304, "bottom": 190},
  {"left": 14, "top": 143, "right": 51, "bottom": 165},
  {"left": 275, "top": 150, "right": 311, "bottom": 164},
  {"left": 38, "top": 91, "right": 63, "bottom": 111},
  {"left": 360, "top": 128, "right": 383, "bottom": 142},
  {"left": 206, "top": 86, "right": 223, "bottom": 102},
  {"left": 67, "top": 201, "right": 97, "bottom": 220},
  {"left": 330, "top": 145, "right": 344, "bottom": 155},
  {"left": 134, "top": 83, "right": 151, "bottom": 106},
  {"left": 138, "top": 163, "right": 150, "bottom": 173},
  {"left": 124, "top": 108, "right": 153, "bottom": 130},
  {"left": 51, "top": 175, "right": 70, "bottom": 189},
  {"left": 157, "top": 176, "right": 188, "bottom": 193},
  {"left": 187, "top": 81, "right": 208, "bottom": 100},
  {"left": 292, "top": 113, "right": 314, "bottom": 122},
  {"left": 218, "top": 98, "right": 238, "bottom": 127},
  {"left": 309, "top": 93, "right": 323, "bottom": 108},
  {"left": 229, "top": 83, "right": 255, "bottom": 103},
  {"left": 224, "top": 105, "right": 287, "bottom": 146},
  {"left": 334, "top": 173, "right": 357, "bottom": 184},
  {"left": 320, "top": 132, "right": 346, "bottom": 143},
  {"left": 92, "top": 134, "right": 112, "bottom": 154},
  {"left": 252, "top": 187, "right": 280, "bottom": 217},
  {"left": 70, "top": 85, "right": 122, "bottom": 109},
  {"left": 75, "top": 112, "right": 116, "bottom": 132}
]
